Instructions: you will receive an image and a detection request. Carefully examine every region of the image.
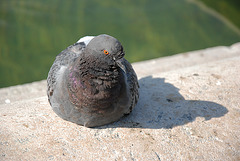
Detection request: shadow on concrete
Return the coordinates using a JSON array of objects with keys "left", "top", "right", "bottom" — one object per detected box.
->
[{"left": 97, "top": 76, "right": 228, "bottom": 129}]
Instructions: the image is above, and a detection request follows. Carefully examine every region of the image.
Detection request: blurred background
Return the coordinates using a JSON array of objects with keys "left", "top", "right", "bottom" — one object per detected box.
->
[{"left": 0, "top": 0, "right": 240, "bottom": 88}]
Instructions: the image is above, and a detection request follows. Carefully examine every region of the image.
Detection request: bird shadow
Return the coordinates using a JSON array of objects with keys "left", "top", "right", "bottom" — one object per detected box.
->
[{"left": 96, "top": 76, "right": 228, "bottom": 129}]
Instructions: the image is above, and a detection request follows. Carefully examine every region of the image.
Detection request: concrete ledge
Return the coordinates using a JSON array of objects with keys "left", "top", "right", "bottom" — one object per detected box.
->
[
  {"left": 133, "top": 42, "right": 240, "bottom": 76},
  {"left": 0, "top": 43, "right": 240, "bottom": 160}
]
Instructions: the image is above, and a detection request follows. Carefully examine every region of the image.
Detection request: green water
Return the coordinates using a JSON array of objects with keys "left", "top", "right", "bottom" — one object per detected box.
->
[
  {"left": 0, "top": 0, "right": 240, "bottom": 88},
  {"left": 200, "top": 0, "right": 240, "bottom": 28}
]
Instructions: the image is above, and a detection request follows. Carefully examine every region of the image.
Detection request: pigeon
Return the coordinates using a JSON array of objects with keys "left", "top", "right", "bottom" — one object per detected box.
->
[{"left": 47, "top": 34, "right": 139, "bottom": 127}]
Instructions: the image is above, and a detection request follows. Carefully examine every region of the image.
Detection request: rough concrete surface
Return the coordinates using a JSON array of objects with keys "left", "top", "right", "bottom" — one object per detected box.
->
[{"left": 0, "top": 43, "right": 240, "bottom": 160}]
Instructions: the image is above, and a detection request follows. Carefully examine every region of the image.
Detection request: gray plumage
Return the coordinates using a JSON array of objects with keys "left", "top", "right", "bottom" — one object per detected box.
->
[{"left": 47, "top": 34, "right": 139, "bottom": 127}]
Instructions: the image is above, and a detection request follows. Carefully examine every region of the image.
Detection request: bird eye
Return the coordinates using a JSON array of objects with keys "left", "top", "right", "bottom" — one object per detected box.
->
[{"left": 103, "top": 50, "right": 109, "bottom": 55}]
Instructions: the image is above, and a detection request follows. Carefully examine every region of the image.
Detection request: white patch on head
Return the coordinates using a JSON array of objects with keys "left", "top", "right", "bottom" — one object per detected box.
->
[{"left": 77, "top": 36, "right": 95, "bottom": 45}]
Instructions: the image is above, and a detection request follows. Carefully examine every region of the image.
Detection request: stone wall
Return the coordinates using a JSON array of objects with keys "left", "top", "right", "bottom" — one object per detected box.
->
[{"left": 0, "top": 43, "right": 240, "bottom": 160}]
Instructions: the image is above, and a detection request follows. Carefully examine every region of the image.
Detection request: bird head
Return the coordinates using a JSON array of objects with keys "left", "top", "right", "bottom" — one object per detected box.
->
[{"left": 85, "top": 34, "right": 125, "bottom": 63}]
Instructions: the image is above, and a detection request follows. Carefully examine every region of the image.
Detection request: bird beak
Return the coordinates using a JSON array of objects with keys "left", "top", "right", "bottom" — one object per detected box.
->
[
  {"left": 117, "top": 51, "right": 125, "bottom": 60},
  {"left": 120, "top": 51, "right": 125, "bottom": 58},
  {"left": 113, "top": 51, "right": 125, "bottom": 61}
]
